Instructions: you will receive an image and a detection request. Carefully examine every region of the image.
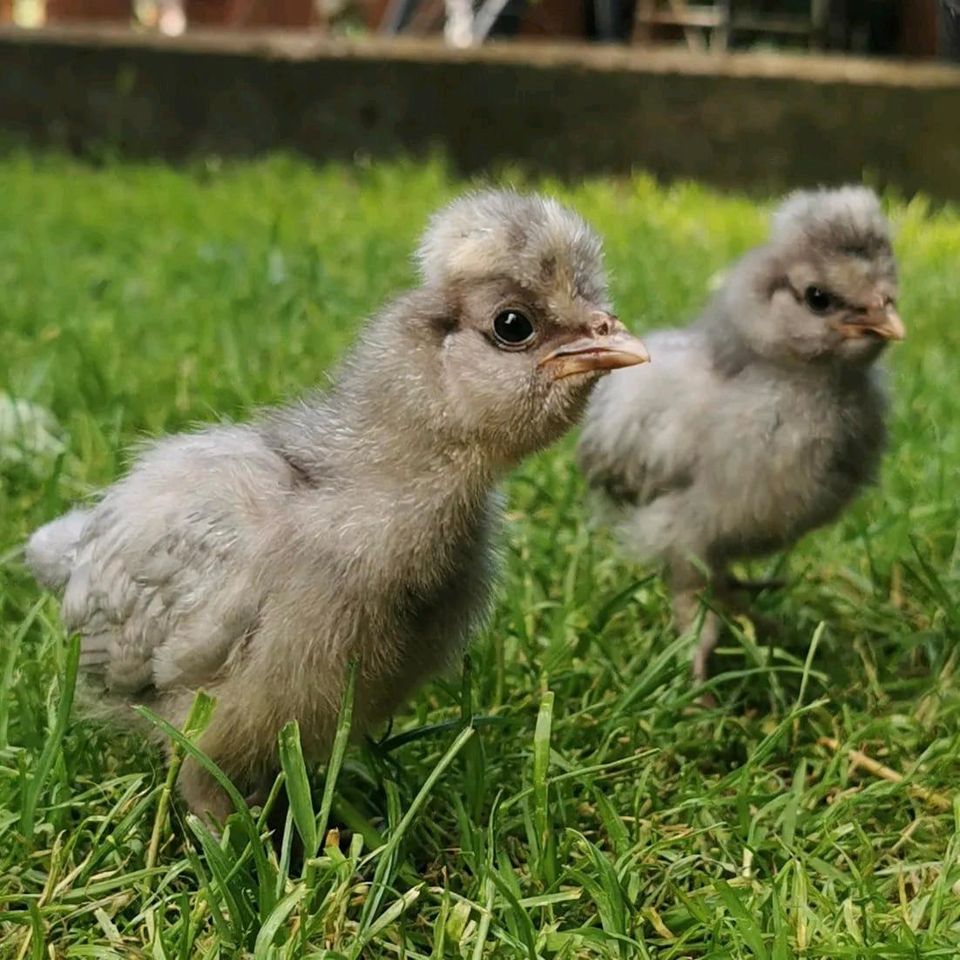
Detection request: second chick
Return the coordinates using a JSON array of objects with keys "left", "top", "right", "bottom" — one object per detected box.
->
[{"left": 578, "top": 186, "right": 905, "bottom": 685}]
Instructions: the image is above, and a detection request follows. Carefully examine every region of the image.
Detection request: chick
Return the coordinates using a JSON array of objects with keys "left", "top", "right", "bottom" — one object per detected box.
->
[
  {"left": 26, "top": 190, "right": 649, "bottom": 821},
  {"left": 578, "top": 186, "right": 904, "bottom": 685}
]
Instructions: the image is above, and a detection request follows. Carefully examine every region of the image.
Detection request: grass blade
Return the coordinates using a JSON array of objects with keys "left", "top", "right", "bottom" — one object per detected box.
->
[
  {"left": 357, "top": 726, "right": 475, "bottom": 944},
  {"left": 186, "top": 813, "right": 256, "bottom": 946},
  {"left": 533, "top": 689, "right": 556, "bottom": 887},
  {"left": 19, "top": 632, "right": 79, "bottom": 840},
  {"left": 0, "top": 597, "right": 46, "bottom": 748},
  {"left": 134, "top": 699, "right": 277, "bottom": 918},
  {"left": 715, "top": 879, "right": 769, "bottom": 960},
  {"left": 147, "top": 692, "right": 215, "bottom": 871},
  {"left": 253, "top": 882, "right": 308, "bottom": 959},
  {"left": 278, "top": 720, "right": 318, "bottom": 858},
  {"left": 315, "top": 660, "right": 357, "bottom": 847}
]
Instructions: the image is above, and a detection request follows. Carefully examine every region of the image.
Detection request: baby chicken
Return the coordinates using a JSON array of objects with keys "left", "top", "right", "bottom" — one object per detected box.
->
[
  {"left": 578, "top": 186, "right": 904, "bottom": 685},
  {"left": 27, "top": 190, "right": 648, "bottom": 821}
]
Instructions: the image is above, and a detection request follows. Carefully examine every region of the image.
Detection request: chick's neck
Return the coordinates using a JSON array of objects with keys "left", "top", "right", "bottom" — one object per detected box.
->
[{"left": 265, "top": 333, "right": 498, "bottom": 527}]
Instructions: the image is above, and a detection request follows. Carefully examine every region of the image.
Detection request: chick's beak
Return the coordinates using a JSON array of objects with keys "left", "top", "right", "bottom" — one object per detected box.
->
[
  {"left": 538, "top": 314, "right": 650, "bottom": 381},
  {"left": 840, "top": 299, "right": 906, "bottom": 342}
]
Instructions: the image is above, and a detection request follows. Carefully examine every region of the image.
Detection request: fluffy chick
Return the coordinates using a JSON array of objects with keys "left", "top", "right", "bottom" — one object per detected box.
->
[
  {"left": 26, "top": 190, "right": 648, "bottom": 821},
  {"left": 578, "top": 186, "right": 904, "bottom": 685}
]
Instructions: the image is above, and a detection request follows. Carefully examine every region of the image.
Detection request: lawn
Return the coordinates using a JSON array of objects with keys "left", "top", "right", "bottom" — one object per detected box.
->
[{"left": 1, "top": 154, "right": 959, "bottom": 959}]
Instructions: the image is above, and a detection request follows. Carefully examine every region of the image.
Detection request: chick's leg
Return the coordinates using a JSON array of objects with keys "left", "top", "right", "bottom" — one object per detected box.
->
[
  {"left": 171, "top": 695, "right": 274, "bottom": 826},
  {"left": 675, "top": 592, "right": 721, "bottom": 686},
  {"left": 177, "top": 756, "right": 235, "bottom": 825},
  {"left": 669, "top": 560, "right": 721, "bottom": 686}
]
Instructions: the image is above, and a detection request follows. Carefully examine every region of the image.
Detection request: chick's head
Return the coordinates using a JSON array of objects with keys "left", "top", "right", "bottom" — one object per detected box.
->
[
  {"left": 738, "top": 186, "right": 904, "bottom": 365},
  {"left": 411, "top": 190, "right": 648, "bottom": 462}
]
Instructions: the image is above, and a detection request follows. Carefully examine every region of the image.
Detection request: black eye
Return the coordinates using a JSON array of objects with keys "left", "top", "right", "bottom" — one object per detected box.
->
[
  {"left": 492, "top": 310, "right": 535, "bottom": 347},
  {"left": 803, "top": 286, "right": 834, "bottom": 314}
]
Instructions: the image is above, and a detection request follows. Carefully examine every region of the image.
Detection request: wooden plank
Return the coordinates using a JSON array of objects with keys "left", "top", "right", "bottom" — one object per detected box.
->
[{"left": 635, "top": 10, "right": 723, "bottom": 28}]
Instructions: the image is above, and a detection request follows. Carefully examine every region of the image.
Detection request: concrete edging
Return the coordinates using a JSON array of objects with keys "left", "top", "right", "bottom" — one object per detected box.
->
[{"left": 1, "top": 26, "right": 959, "bottom": 197}]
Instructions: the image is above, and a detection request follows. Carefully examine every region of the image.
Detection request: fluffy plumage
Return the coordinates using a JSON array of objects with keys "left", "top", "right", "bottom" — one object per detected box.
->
[
  {"left": 26, "top": 190, "right": 648, "bottom": 820},
  {"left": 578, "top": 186, "right": 904, "bottom": 683}
]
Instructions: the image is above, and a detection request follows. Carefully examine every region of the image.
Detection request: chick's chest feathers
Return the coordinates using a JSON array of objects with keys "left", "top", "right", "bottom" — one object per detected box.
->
[
  {"left": 179, "top": 451, "right": 502, "bottom": 758},
  {"left": 581, "top": 327, "right": 888, "bottom": 561},
  {"left": 699, "top": 360, "right": 888, "bottom": 555}
]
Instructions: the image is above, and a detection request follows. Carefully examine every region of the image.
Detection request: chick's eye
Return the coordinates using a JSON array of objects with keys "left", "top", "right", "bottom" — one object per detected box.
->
[
  {"left": 493, "top": 310, "right": 535, "bottom": 347},
  {"left": 803, "top": 286, "right": 834, "bottom": 314}
]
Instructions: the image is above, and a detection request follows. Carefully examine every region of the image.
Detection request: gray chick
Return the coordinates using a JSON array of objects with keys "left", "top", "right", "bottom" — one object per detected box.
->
[
  {"left": 577, "top": 186, "right": 904, "bottom": 685},
  {"left": 26, "top": 190, "right": 649, "bottom": 821}
]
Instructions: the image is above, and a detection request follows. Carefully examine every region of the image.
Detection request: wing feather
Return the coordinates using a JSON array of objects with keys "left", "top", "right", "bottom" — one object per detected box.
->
[{"left": 55, "top": 427, "right": 286, "bottom": 695}]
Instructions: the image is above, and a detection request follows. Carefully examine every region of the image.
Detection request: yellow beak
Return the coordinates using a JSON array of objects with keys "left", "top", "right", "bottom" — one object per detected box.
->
[
  {"left": 839, "top": 303, "right": 906, "bottom": 342},
  {"left": 538, "top": 325, "right": 650, "bottom": 381}
]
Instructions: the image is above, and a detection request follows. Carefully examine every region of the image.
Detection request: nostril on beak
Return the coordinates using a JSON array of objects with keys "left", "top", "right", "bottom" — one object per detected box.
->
[{"left": 590, "top": 311, "right": 615, "bottom": 337}]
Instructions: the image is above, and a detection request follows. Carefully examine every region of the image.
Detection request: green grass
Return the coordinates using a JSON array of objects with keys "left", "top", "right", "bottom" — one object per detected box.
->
[{"left": 1, "top": 153, "right": 959, "bottom": 959}]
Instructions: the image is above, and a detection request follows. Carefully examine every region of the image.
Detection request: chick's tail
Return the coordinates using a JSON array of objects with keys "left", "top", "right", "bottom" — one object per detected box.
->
[{"left": 25, "top": 509, "right": 91, "bottom": 590}]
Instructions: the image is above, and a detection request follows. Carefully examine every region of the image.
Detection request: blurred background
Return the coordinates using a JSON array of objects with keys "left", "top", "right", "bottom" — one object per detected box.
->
[{"left": 1, "top": 0, "right": 958, "bottom": 59}]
